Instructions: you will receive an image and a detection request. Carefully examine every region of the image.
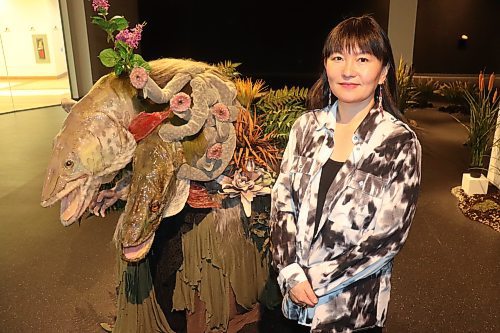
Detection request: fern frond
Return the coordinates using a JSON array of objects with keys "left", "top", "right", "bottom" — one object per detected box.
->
[
  {"left": 215, "top": 60, "right": 241, "bottom": 80},
  {"left": 255, "top": 86, "right": 308, "bottom": 147}
]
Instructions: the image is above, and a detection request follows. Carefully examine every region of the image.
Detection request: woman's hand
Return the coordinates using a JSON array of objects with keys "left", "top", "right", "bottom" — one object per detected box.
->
[{"left": 289, "top": 280, "right": 318, "bottom": 307}]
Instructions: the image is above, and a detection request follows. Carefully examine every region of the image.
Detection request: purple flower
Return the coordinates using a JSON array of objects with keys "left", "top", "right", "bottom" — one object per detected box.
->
[
  {"left": 169, "top": 92, "right": 191, "bottom": 112},
  {"left": 207, "top": 143, "right": 223, "bottom": 160},
  {"left": 129, "top": 67, "right": 148, "bottom": 89},
  {"left": 115, "top": 23, "right": 144, "bottom": 49},
  {"left": 211, "top": 103, "right": 230, "bottom": 121},
  {"left": 92, "top": 0, "right": 109, "bottom": 12}
]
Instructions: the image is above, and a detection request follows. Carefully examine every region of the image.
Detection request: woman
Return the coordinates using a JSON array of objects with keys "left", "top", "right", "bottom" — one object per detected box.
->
[{"left": 270, "top": 15, "right": 421, "bottom": 333}]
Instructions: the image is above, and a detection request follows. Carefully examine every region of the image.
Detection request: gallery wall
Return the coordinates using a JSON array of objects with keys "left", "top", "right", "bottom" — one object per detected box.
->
[{"left": 0, "top": 0, "right": 67, "bottom": 77}]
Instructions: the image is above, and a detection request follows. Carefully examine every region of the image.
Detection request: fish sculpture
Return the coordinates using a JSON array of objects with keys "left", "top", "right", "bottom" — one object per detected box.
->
[
  {"left": 116, "top": 127, "right": 188, "bottom": 262},
  {"left": 40, "top": 75, "right": 138, "bottom": 226},
  {"left": 41, "top": 58, "right": 239, "bottom": 259},
  {"left": 41, "top": 57, "right": 270, "bottom": 333}
]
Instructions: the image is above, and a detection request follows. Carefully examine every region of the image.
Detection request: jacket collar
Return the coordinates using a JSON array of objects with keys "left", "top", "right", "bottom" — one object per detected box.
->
[
  {"left": 313, "top": 101, "right": 384, "bottom": 145},
  {"left": 313, "top": 101, "right": 337, "bottom": 132}
]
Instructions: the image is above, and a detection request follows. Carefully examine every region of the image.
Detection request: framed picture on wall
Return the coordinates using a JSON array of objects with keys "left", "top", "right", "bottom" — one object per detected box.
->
[{"left": 32, "top": 34, "right": 50, "bottom": 64}]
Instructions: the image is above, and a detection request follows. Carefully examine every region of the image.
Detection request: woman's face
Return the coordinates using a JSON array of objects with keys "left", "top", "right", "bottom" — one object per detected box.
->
[{"left": 325, "top": 49, "right": 387, "bottom": 107}]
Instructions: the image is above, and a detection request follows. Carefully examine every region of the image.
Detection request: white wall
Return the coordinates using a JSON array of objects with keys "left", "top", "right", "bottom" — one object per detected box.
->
[
  {"left": 0, "top": 0, "right": 67, "bottom": 77},
  {"left": 0, "top": 33, "right": 8, "bottom": 76},
  {"left": 388, "top": 0, "right": 418, "bottom": 65},
  {"left": 59, "top": 0, "right": 93, "bottom": 98},
  {"left": 487, "top": 113, "right": 500, "bottom": 188}
]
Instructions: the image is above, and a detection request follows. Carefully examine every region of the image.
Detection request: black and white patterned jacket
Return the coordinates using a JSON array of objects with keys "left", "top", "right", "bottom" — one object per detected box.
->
[{"left": 270, "top": 102, "right": 422, "bottom": 332}]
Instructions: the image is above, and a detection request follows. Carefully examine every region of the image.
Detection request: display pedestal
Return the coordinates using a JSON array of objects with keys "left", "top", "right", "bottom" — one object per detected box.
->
[{"left": 461, "top": 173, "right": 489, "bottom": 195}]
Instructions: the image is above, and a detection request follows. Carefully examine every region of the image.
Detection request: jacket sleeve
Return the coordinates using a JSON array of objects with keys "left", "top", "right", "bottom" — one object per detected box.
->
[
  {"left": 270, "top": 117, "right": 308, "bottom": 295},
  {"left": 306, "top": 133, "right": 422, "bottom": 296}
]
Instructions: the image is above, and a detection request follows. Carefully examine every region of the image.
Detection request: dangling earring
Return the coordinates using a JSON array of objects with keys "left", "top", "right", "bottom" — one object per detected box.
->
[
  {"left": 328, "top": 91, "right": 332, "bottom": 106},
  {"left": 377, "top": 84, "right": 384, "bottom": 115}
]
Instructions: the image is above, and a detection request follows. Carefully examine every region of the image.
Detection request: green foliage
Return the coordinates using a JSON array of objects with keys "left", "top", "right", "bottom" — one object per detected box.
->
[
  {"left": 91, "top": 6, "right": 149, "bottom": 75},
  {"left": 216, "top": 61, "right": 309, "bottom": 149},
  {"left": 462, "top": 72, "right": 499, "bottom": 169},
  {"left": 216, "top": 60, "right": 242, "bottom": 80},
  {"left": 245, "top": 195, "right": 272, "bottom": 258},
  {"left": 98, "top": 48, "right": 121, "bottom": 67},
  {"left": 218, "top": 60, "right": 308, "bottom": 147},
  {"left": 92, "top": 15, "right": 128, "bottom": 42},
  {"left": 437, "top": 81, "right": 477, "bottom": 113},
  {"left": 257, "top": 86, "right": 308, "bottom": 147},
  {"left": 413, "top": 78, "right": 440, "bottom": 107},
  {"left": 396, "top": 57, "right": 419, "bottom": 113}
]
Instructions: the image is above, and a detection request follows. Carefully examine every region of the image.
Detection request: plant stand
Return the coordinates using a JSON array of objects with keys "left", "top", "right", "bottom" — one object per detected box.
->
[{"left": 461, "top": 173, "right": 489, "bottom": 195}]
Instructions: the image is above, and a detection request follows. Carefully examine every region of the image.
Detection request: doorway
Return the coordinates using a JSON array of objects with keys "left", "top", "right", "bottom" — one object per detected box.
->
[{"left": 0, "top": 0, "right": 71, "bottom": 113}]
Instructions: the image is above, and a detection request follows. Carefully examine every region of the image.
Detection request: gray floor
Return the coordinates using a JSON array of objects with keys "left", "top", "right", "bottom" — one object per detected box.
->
[
  {"left": 387, "top": 109, "right": 499, "bottom": 332},
  {"left": 0, "top": 107, "right": 117, "bottom": 333},
  {"left": 0, "top": 106, "right": 498, "bottom": 332}
]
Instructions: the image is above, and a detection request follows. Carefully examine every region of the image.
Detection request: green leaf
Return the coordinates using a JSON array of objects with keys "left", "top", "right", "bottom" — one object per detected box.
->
[
  {"left": 91, "top": 16, "right": 105, "bottom": 25},
  {"left": 109, "top": 16, "right": 129, "bottom": 31},
  {"left": 98, "top": 49, "right": 120, "bottom": 67},
  {"left": 142, "top": 61, "right": 151, "bottom": 71},
  {"left": 131, "top": 54, "right": 148, "bottom": 68},
  {"left": 115, "top": 41, "right": 130, "bottom": 59},
  {"left": 114, "top": 63, "right": 125, "bottom": 76},
  {"left": 91, "top": 16, "right": 111, "bottom": 31}
]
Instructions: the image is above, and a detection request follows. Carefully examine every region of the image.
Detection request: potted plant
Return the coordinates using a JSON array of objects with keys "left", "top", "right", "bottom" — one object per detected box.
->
[
  {"left": 395, "top": 57, "right": 419, "bottom": 113},
  {"left": 463, "top": 72, "right": 500, "bottom": 178}
]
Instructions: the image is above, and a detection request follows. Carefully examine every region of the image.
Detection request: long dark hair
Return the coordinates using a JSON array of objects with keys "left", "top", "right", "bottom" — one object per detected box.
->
[{"left": 307, "top": 15, "right": 402, "bottom": 120}]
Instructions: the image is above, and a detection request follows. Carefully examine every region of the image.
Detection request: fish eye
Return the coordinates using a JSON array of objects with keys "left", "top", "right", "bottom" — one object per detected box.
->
[
  {"left": 150, "top": 201, "right": 161, "bottom": 213},
  {"left": 64, "top": 160, "right": 74, "bottom": 168}
]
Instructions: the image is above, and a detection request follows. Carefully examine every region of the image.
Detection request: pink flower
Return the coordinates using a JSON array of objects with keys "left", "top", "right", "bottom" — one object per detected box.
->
[
  {"left": 206, "top": 143, "right": 223, "bottom": 160},
  {"left": 129, "top": 67, "right": 148, "bottom": 89},
  {"left": 211, "top": 103, "right": 230, "bottom": 121},
  {"left": 92, "top": 0, "right": 109, "bottom": 12},
  {"left": 169, "top": 92, "right": 191, "bottom": 112},
  {"left": 115, "top": 23, "right": 144, "bottom": 49}
]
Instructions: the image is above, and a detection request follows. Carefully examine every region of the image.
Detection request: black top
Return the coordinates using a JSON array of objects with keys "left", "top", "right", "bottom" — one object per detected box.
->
[{"left": 314, "top": 158, "right": 344, "bottom": 235}]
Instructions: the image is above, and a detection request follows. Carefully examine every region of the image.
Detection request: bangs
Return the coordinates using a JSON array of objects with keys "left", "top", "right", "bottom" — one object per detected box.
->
[{"left": 323, "top": 16, "right": 386, "bottom": 62}]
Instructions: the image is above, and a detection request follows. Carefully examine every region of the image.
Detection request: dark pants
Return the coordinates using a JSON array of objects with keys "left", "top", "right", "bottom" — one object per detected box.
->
[
  {"left": 359, "top": 327, "right": 383, "bottom": 333},
  {"left": 294, "top": 324, "right": 383, "bottom": 333}
]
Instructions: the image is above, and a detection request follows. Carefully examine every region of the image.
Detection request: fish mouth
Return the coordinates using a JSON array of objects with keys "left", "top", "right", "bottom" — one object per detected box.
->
[
  {"left": 122, "top": 233, "right": 155, "bottom": 262},
  {"left": 41, "top": 177, "right": 97, "bottom": 226},
  {"left": 59, "top": 187, "right": 86, "bottom": 226}
]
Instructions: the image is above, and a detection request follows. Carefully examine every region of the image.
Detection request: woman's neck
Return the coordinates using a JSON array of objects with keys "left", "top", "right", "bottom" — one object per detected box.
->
[{"left": 336, "top": 98, "right": 375, "bottom": 125}]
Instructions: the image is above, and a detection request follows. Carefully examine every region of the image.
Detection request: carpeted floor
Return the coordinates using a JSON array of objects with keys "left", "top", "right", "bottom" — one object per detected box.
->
[{"left": 0, "top": 106, "right": 498, "bottom": 333}]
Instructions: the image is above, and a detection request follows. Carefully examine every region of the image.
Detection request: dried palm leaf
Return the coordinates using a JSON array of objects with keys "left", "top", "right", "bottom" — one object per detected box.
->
[
  {"left": 234, "top": 78, "right": 267, "bottom": 111},
  {"left": 233, "top": 107, "right": 280, "bottom": 172}
]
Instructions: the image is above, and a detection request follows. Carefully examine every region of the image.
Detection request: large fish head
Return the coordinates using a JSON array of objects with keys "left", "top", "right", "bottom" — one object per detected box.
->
[
  {"left": 118, "top": 132, "right": 186, "bottom": 261},
  {"left": 41, "top": 74, "right": 138, "bottom": 226}
]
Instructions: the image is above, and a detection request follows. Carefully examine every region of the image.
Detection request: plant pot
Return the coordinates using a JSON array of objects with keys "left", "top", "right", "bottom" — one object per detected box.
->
[{"left": 468, "top": 167, "right": 483, "bottom": 178}]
